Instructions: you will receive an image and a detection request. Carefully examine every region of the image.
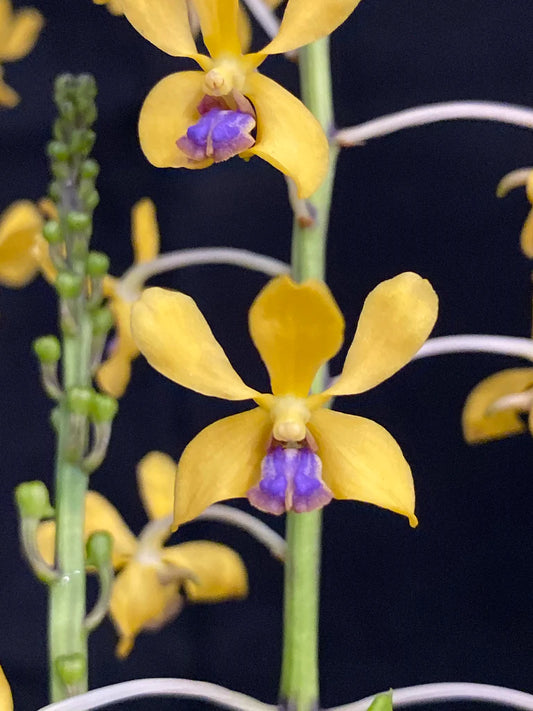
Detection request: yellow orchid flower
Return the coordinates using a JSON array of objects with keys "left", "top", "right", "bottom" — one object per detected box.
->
[
  {"left": 131, "top": 273, "right": 438, "bottom": 528},
  {"left": 120, "top": 0, "right": 362, "bottom": 198},
  {"left": 37, "top": 451, "right": 248, "bottom": 658},
  {"left": 497, "top": 167, "right": 533, "bottom": 258},
  {"left": 0, "top": 0, "right": 43, "bottom": 108},
  {"left": 97, "top": 198, "right": 160, "bottom": 398},
  {"left": 0, "top": 200, "right": 51, "bottom": 287},
  {"left": 0, "top": 665, "right": 13, "bottom": 711}
]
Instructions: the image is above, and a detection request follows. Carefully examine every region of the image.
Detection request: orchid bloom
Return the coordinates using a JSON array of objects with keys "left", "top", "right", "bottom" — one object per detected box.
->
[
  {"left": 0, "top": 665, "right": 13, "bottom": 711},
  {"left": 97, "top": 198, "right": 160, "bottom": 398},
  {"left": 120, "top": 0, "right": 363, "bottom": 198},
  {"left": 131, "top": 273, "right": 438, "bottom": 528},
  {"left": 37, "top": 451, "right": 248, "bottom": 658},
  {"left": 0, "top": 0, "right": 43, "bottom": 107},
  {"left": 0, "top": 200, "right": 50, "bottom": 287},
  {"left": 497, "top": 167, "right": 533, "bottom": 258}
]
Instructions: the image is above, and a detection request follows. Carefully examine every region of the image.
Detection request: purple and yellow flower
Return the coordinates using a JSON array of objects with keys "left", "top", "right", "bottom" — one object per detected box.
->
[
  {"left": 0, "top": 0, "right": 43, "bottom": 108},
  {"left": 131, "top": 273, "right": 438, "bottom": 528},
  {"left": 37, "top": 451, "right": 248, "bottom": 658},
  {"left": 121, "top": 0, "right": 363, "bottom": 198}
]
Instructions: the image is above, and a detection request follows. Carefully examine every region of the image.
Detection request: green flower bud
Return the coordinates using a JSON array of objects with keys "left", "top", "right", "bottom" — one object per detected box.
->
[
  {"left": 67, "top": 387, "right": 93, "bottom": 416},
  {"left": 51, "top": 162, "right": 70, "bottom": 180},
  {"left": 15, "top": 481, "right": 54, "bottom": 519},
  {"left": 84, "top": 190, "right": 100, "bottom": 211},
  {"left": 58, "top": 99, "right": 75, "bottom": 121},
  {"left": 33, "top": 335, "right": 61, "bottom": 364},
  {"left": 67, "top": 211, "right": 91, "bottom": 232},
  {"left": 70, "top": 128, "right": 95, "bottom": 155},
  {"left": 48, "top": 181, "right": 62, "bottom": 202},
  {"left": 91, "top": 307, "right": 114, "bottom": 336},
  {"left": 55, "top": 654, "right": 87, "bottom": 686},
  {"left": 46, "top": 140, "right": 69, "bottom": 162},
  {"left": 86, "top": 251, "right": 109, "bottom": 278},
  {"left": 90, "top": 393, "right": 118, "bottom": 423},
  {"left": 77, "top": 73, "right": 97, "bottom": 98},
  {"left": 55, "top": 272, "right": 84, "bottom": 299},
  {"left": 42, "top": 220, "right": 62, "bottom": 245},
  {"left": 54, "top": 74, "right": 74, "bottom": 98},
  {"left": 80, "top": 158, "right": 99, "bottom": 179},
  {"left": 86, "top": 531, "right": 112, "bottom": 568}
]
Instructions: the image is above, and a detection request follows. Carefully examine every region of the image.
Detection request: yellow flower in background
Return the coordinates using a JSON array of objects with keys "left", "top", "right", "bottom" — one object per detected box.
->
[
  {"left": 97, "top": 198, "right": 160, "bottom": 398},
  {"left": 37, "top": 451, "right": 248, "bottom": 658},
  {"left": 93, "top": 0, "right": 124, "bottom": 15},
  {"left": 0, "top": 665, "right": 13, "bottom": 711},
  {"left": 131, "top": 273, "right": 438, "bottom": 528},
  {"left": 497, "top": 167, "right": 533, "bottom": 258},
  {"left": 120, "top": 0, "right": 363, "bottom": 198},
  {"left": 0, "top": 0, "right": 43, "bottom": 108},
  {"left": 0, "top": 200, "right": 49, "bottom": 287}
]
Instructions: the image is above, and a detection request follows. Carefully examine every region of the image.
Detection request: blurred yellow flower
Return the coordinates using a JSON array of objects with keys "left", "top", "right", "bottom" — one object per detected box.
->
[
  {"left": 0, "top": 200, "right": 50, "bottom": 287},
  {"left": 93, "top": 0, "right": 124, "bottom": 15},
  {"left": 497, "top": 167, "right": 533, "bottom": 258},
  {"left": 0, "top": 665, "right": 13, "bottom": 711},
  {"left": 0, "top": 0, "right": 43, "bottom": 108},
  {"left": 131, "top": 273, "right": 438, "bottom": 528},
  {"left": 121, "top": 0, "right": 362, "bottom": 198},
  {"left": 97, "top": 198, "right": 160, "bottom": 398},
  {"left": 37, "top": 451, "right": 248, "bottom": 658}
]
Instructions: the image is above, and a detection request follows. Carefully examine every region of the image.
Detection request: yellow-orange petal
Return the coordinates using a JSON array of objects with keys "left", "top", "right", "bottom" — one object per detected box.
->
[
  {"left": 138, "top": 71, "right": 213, "bottom": 170},
  {"left": 0, "top": 70, "right": 18, "bottom": 107},
  {"left": 520, "top": 207, "right": 533, "bottom": 258},
  {"left": 248, "top": 275, "right": 344, "bottom": 397},
  {"left": 110, "top": 561, "right": 182, "bottom": 658},
  {"left": 316, "top": 273, "right": 438, "bottom": 403},
  {"left": 120, "top": 0, "right": 207, "bottom": 64},
  {"left": 244, "top": 71, "right": 329, "bottom": 199},
  {"left": 0, "top": 200, "right": 43, "bottom": 286},
  {"left": 308, "top": 408, "right": 417, "bottom": 527},
  {"left": 137, "top": 451, "right": 176, "bottom": 521},
  {"left": 193, "top": 0, "right": 241, "bottom": 57},
  {"left": 258, "top": 0, "right": 362, "bottom": 56},
  {"left": 131, "top": 198, "right": 160, "bottom": 265},
  {"left": 131, "top": 286, "right": 260, "bottom": 400},
  {"left": 96, "top": 292, "right": 137, "bottom": 398},
  {"left": 161, "top": 541, "right": 248, "bottom": 601},
  {"left": 174, "top": 408, "right": 271, "bottom": 527},
  {"left": 462, "top": 368, "right": 533, "bottom": 443},
  {"left": 0, "top": 5, "right": 43, "bottom": 62},
  {"left": 0, "top": 664, "right": 12, "bottom": 711}
]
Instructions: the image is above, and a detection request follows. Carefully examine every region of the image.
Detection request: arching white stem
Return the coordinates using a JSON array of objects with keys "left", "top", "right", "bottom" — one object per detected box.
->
[
  {"left": 241, "top": 0, "right": 280, "bottom": 39},
  {"left": 37, "top": 679, "right": 275, "bottom": 711},
  {"left": 117, "top": 248, "right": 290, "bottom": 302},
  {"left": 335, "top": 102, "right": 533, "bottom": 146},
  {"left": 413, "top": 335, "right": 533, "bottom": 362},
  {"left": 329, "top": 682, "right": 533, "bottom": 711}
]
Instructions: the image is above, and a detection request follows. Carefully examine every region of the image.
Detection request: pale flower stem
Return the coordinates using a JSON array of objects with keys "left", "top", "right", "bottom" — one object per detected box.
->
[
  {"left": 117, "top": 248, "right": 290, "bottom": 302},
  {"left": 240, "top": 0, "right": 280, "bottom": 39},
  {"left": 197, "top": 505, "right": 286, "bottom": 561},
  {"left": 36, "top": 678, "right": 276, "bottom": 711},
  {"left": 413, "top": 335, "right": 533, "bottom": 361},
  {"left": 335, "top": 101, "right": 533, "bottom": 146},
  {"left": 330, "top": 683, "right": 533, "bottom": 711}
]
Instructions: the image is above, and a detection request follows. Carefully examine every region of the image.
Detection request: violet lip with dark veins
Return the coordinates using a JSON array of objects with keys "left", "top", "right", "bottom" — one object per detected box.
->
[{"left": 177, "top": 107, "right": 256, "bottom": 163}]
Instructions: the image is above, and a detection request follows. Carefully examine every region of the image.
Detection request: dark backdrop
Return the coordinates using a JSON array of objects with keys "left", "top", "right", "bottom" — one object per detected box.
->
[{"left": 0, "top": 1, "right": 532, "bottom": 709}]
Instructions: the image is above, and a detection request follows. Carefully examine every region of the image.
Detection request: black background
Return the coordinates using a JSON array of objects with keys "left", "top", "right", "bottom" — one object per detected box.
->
[{"left": 0, "top": 1, "right": 532, "bottom": 709}]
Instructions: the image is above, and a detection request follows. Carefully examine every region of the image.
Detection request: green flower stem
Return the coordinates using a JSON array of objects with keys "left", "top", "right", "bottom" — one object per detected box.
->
[{"left": 281, "top": 37, "right": 337, "bottom": 711}]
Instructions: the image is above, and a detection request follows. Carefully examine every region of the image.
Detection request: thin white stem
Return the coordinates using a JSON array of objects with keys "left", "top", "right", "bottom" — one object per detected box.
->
[
  {"left": 335, "top": 101, "right": 533, "bottom": 146},
  {"left": 329, "top": 682, "right": 533, "bottom": 711},
  {"left": 413, "top": 335, "right": 533, "bottom": 362},
  {"left": 37, "top": 678, "right": 276, "bottom": 711},
  {"left": 117, "top": 248, "right": 290, "bottom": 302},
  {"left": 197, "top": 505, "right": 286, "bottom": 561},
  {"left": 241, "top": 0, "right": 280, "bottom": 40}
]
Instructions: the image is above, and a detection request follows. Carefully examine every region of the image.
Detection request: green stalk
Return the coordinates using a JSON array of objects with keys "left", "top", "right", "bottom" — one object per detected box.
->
[{"left": 280, "top": 37, "right": 338, "bottom": 711}]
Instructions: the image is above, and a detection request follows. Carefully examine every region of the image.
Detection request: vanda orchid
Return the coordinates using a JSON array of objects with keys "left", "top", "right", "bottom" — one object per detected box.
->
[
  {"left": 131, "top": 273, "right": 438, "bottom": 528},
  {"left": 120, "top": 0, "right": 364, "bottom": 198}
]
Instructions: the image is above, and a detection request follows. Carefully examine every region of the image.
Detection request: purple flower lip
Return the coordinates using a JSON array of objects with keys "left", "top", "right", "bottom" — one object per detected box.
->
[
  {"left": 247, "top": 444, "right": 333, "bottom": 515},
  {"left": 177, "top": 107, "right": 256, "bottom": 163}
]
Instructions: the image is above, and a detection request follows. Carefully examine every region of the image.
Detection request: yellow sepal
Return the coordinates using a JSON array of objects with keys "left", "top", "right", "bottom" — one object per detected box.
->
[
  {"left": 137, "top": 451, "right": 176, "bottom": 521},
  {"left": 193, "top": 0, "right": 241, "bottom": 58},
  {"left": 0, "top": 665, "right": 13, "bottom": 711},
  {"left": 0, "top": 200, "right": 43, "bottom": 286},
  {"left": 0, "top": 0, "right": 43, "bottom": 62},
  {"left": 131, "top": 197, "right": 160, "bottom": 264}
]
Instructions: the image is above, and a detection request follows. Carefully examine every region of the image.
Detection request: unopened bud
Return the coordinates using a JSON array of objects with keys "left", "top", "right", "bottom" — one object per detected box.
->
[
  {"left": 33, "top": 335, "right": 61, "bottom": 364},
  {"left": 86, "top": 531, "right": 112, "bottom": 568},
  {"left": 15, "top": 481, "right": 54, "bottom": 519},
  {"left": 90, "top": 393, "right": 118, "bottom": 423},
  {"left": 86, "top": 251, "right": 109, "bottom": 278},
  {"left": 67, "top": 387, "right": 93, "bottom": 416},
  {"left": 55, "top": 272, "right": 83, "bottom": 299}
]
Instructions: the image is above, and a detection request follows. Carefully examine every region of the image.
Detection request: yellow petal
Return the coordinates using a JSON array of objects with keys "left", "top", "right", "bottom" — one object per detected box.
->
[
  {"left": 161, "top": 541, "right": 248, "bottom": 601},
  {"left": 137, "top": 451, "right": 176, "bottom": 520},
  {"left": 175, "top": 408, "right": 272, "bottom": 527},
  {"left": 36, "top": 491, "right": 137, "bottom": 569},
  {"left": 0, "top": 665, "right": 13, "bottom": 711},
  {"left": 259, "top": 0, "right": 363, "bottom": 56},
  {"left": 131, "top": 286, "right": 260, "bottom": 400},
  {"left": 0, "top": 200, "right": 42, "bottom": 286},
  {"left": 138, "top": 71, "right": 214, "bottom": 170},
  {"left": 519, "top": 207, "right": 533, "bottom": 259},
  {"left": 120, "top": 0, "right": 204, "bottom": 62},
  {"left": 244, "top": 71, "right": 329, "bottom": 199},
  {"left": 131, "top": 198, "right": 160, "bottom": 265},
  {"left": 462, "top": 368, "right": 533, "bottom": 443},
  {"left": 193, "top": 0, "right": 241, "bottom": 57},
  {"left": 96, "top": 288, "right": 138, "bottom": 398},
  {"left": 308, "top": 408, "right": 417, "bottom": 527},
  {"left": 30, "top": 235, "right": 56, "bottom": 284},
  {"left": 526, "top": 170, "right": 533, "bottom": 204},
  {"left": 0, "top": 6, "right": 43, "bottom": 62},
  {"left": 110, "top": 561, "right": 181, "bottom": 658},
  {"left": 317, "top": 273, "right": 438, "bottom": 402},
  {"left": 0, "top": 71, "right": 19, "bottom": 107},
  {"left": 236, "top": 3, "right": 251, "bottom": 52},
  {"left": 248, "top": 275, "right": 344, "bottom": 397}
]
